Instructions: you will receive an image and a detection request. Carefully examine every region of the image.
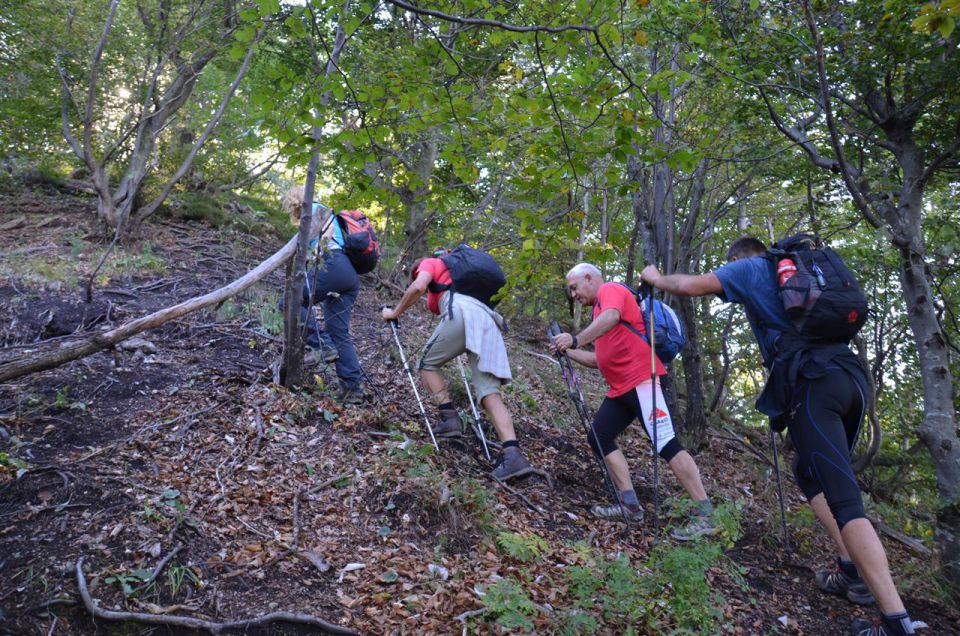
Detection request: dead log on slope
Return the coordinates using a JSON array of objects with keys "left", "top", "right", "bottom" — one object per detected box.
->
[{"left": 0, "top": 228, "right": 316, "bottom": 384}]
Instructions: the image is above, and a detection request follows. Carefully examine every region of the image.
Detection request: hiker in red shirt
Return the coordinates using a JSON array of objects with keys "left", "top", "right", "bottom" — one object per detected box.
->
[
  {"left": 550, "top": 263, "right": 715, "bottom": 540},
  {"left": 381, "top": 249, "right": 535, "bottom": 481}
]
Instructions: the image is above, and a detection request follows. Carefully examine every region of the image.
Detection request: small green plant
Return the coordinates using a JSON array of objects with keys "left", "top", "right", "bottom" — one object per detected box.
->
[
  {"left": 161, "top": 488, "right": 186, "bottom": 522},
  {"left": 450, "top": 477, "right": 500, "bottom": 536},
  {"left": 166, "top": 562, "right": 201, "bottom": 596},
  {"left": 496, "top": 532, "right": 549, "bottom": 563},
  {"left": 53, "top": 387, "right": 70, "bottom": 409},
  {"left": 142, "top": 504, "right": 165, "bottom": 524},
  {"left": 215, "top": 299, "right": 242, "bottom": 320},
  {"left": 259, "top": 297, "right": 283, "bottom": 335},
  {"left": 480, "top": 578, "right": 536, "bottom": 631},
  {"left": 105, "top": 569, "right": 154, "bottom": 597}
]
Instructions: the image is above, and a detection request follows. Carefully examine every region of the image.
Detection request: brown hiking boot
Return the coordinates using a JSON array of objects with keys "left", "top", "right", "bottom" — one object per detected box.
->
[
  {"left": 491, "top": 447, "right": 534, "bottom": 481},
  {"left": 434, "top": 407, "right": 463, "bottom": 438}
]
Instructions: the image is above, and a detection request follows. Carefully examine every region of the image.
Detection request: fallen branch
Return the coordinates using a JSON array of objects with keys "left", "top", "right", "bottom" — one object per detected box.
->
[
  {"left": 76, "top": 557, "right": 355, "bottom": 635},
  {"left": 491, "top": 477, "right": 544, "bottom": 514},
  {"left": 131, "top": 543, "right": 183, "bottom": 596},
  {"left": 868, "top": 516, "right": 932, "bottom": 557},
  {"left": 305, "top": 470, "right": 356, "bottom": 498},
  {"left": 0, "top": 225, "right": 320, "bottom": 384}
]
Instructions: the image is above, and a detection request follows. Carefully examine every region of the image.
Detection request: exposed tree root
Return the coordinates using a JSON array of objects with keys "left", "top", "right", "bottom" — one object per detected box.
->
[{"left": 76, "top": 557, "right": 355, "bottom": 635}]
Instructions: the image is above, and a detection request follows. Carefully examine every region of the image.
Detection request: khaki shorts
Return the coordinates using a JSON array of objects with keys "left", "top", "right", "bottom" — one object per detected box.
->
[{"left": 418, "top": 303, "right": 503, "bottom": 401}]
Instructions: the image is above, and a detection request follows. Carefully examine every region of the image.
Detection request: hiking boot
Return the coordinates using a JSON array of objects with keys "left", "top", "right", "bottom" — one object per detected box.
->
[
  {"left": 338, "top": 385, "right": 370, "bottom": 405},
  {"left": 850, "top": 617, "right": 914, "bottom": 636},
  {"left": 304, "top": 345, "right": 339, "bottom": 367},
  {"left": 590, "top": 502, "right": 644, "bottom": 522},
  {"left": 816, "top": 562, "right": 875, "bottom": 605},
  {"left": 320, "top": 344, "right": 340, "bottom": 363},
  {"left": 491, "top": 447, "right": 534, "bottom": 481},
  {"left": 434, "top": 408, "right": 463, "bottom": 438},
  {"left": 670, "top": 514, "right": 717, "bottom": 541}
]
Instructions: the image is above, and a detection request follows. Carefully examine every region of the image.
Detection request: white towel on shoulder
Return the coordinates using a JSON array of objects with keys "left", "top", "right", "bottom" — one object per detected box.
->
[{"left": 442, "top": 293, "right": 512, "bottom": 383}]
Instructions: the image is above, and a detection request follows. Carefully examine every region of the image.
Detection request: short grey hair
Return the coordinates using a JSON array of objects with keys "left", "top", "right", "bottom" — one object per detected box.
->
[{"left": 566, "top": 262, "right": 602, "bottom": 280}]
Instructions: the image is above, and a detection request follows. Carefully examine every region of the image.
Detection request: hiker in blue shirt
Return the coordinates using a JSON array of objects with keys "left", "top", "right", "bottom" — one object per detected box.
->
[
  {"left": 282, "top": 186, "right": 366, "bottom": 404},
  {"left": 641, "top": 237, "right": 915, "bottom": 636}
]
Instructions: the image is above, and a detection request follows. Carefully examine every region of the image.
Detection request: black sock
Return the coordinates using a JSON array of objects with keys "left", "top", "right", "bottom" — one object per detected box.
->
[
  {"left": 838, "top": 557, "right": 860, "bottom": 580},
  {"left": 502, "top": 439, "right": 519, "bottom": 450},
  {"left": 881, "top": 611, "right": 914, "bottom": 635},
  {"left": 438, "top": 401, "right": 454, "bottom": 412}
]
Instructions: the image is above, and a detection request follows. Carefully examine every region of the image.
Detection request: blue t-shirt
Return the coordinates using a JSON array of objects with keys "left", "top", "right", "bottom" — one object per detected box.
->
[{"left": 714, "top": 256, "right": 792, "bottom": 366}]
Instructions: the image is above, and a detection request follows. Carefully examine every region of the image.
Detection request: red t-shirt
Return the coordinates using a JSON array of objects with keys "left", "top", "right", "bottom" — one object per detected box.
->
[
  {"left": 414, "top": 258, "right": 454, "bottom": 315},
  {"left": 593, "top": 282, "right": 666, "bottom": 397}
]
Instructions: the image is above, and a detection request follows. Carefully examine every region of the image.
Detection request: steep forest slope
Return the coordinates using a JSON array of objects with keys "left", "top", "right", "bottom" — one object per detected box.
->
[{"left": 1, "top": 189, "right": 956, "bottom": 635}]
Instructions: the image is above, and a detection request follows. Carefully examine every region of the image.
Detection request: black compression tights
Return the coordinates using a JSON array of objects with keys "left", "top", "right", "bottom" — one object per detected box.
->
[{"left": 788, "top": 365, "right": 868, "bottom": 530}]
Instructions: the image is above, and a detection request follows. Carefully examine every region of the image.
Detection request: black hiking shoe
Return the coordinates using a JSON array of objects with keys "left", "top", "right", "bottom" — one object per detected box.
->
[
  {"left": 434, "top": 408, "right": 463, "bottom": 438},
  {"left": 816, "top": 562, "right": 875, "bottom": 605},
  {"left": 590, "top": 502, "right": 644, "bottom": 522},
  {"left": 851, "top": 617, "right": 915, "bottom": 636},
  {"left": 491, "top": 447, "right": 534, "bottom": 481}
]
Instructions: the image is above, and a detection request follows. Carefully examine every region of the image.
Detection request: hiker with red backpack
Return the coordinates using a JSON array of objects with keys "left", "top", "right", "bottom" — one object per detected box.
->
[
  {"left": 641, "top": 235, "right": 915, "bottom": 636},
  {"left": 549, "top": 262, "right": 716, "bottom": 541},
  {"left": 282, "top": 186, "right": 380, "bottom": 404},
  {"left": 380, "top": 246, "right": 536, "bottom": 481}
]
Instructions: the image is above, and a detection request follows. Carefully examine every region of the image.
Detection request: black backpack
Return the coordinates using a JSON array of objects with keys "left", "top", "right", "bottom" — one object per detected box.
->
[
  {"left": 428, "top": 244, "right": 506, "bottom": 310},
  {"left": 767, "top": 234, "right": 868, "bottom": 343}
]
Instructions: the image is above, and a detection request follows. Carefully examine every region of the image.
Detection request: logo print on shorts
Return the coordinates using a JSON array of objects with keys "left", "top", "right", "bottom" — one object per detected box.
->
[{"left": 648, "top": 407, "right": 669, "bottom": 425}]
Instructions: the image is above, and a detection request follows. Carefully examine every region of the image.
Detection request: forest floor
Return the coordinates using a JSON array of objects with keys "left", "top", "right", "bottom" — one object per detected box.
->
[{"left": 0, "top": 187, "right": 957, "bottom": 635}]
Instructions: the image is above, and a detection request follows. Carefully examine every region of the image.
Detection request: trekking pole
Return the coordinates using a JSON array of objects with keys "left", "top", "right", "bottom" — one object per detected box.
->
[
  {"left": 457, "top": 356, "right": 492, "bottom": 461},
  {"left": 549, "top": 321, "right": 631, "bottom": 530},
  {"left": 641, "top": 282, "right": 660, "bottom": 538},
  {"left": 381, "top": 306, "right": 440, "bottom": 451},
  {"left": 769, "top": 427, "right": 792, "bottom": 552}
]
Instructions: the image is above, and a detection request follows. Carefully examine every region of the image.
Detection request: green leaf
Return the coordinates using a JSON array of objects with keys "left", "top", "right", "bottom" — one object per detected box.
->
[
  {"left": 689, "top": 33, "right": 707, "bottom": 45},
  {"left": 749, "top": 0, "right": 759, "bottom": 10},
  {"left": 938, "top": 16, "right": 955, "bottom": 37},
  {"left": 381, "top": 569, "right": 398, "bottom": 583}
]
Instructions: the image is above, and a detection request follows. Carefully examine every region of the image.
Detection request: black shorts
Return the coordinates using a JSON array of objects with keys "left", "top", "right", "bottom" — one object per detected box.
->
[
  {"left": 590, "top": 380, "right": 684, "bottom": 462},
  {"left": 787, "top": 364, "right": 868, "bottom": 529}
]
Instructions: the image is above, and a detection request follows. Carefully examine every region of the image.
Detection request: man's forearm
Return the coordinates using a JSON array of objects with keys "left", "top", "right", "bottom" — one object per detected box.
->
[
  {"left": 575, "top": 308, "right": 619, "bottom": 346},
  {"left": 566, "top": 348, "right": 597, "bottom": 368}
]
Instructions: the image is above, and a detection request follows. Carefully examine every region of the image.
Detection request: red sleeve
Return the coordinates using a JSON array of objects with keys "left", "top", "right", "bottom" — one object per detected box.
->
[
  {"left": 598, "top": 283, "right": 646, "bottom": 335},
  {"left": 415, "top": 258, "right": 442, "bottom": 283}
]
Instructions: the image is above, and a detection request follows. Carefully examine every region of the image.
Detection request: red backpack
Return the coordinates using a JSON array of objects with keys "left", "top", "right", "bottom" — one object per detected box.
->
[{"left": 335, "top": 210, "right": 380, "bottom": 274}]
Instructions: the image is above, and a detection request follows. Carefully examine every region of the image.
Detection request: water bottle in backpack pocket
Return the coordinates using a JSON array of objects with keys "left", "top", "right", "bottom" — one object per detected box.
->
[{"left": 769, "top": 234, "right": 868, "bottom": 342}]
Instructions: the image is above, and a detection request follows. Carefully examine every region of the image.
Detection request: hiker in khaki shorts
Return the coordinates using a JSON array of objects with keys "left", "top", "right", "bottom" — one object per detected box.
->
[{"left": 381, "top": 247, "right": 536, "bottom": 481}]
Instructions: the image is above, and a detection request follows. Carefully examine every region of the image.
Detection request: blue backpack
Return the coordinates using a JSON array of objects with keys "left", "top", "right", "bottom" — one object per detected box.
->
[{"left": 615, "top": 284, "right": 687, "bottom": 363}]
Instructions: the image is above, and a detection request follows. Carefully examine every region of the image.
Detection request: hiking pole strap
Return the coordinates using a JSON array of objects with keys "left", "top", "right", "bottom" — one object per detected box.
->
[
  {"left": 457, "top": 356, "right": 491, "bottom": 461},
  {"left": 382, "top": 308, "right": 439, "bottom": 451}
]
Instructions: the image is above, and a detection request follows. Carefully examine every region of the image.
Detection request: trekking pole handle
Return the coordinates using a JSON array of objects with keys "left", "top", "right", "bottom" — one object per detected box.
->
[
  {"left": 379, "top": 303, "right": 400, "bottom": 327},
  {"left": 547, "top": 320, "right": 563, "bottom": 340}
]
